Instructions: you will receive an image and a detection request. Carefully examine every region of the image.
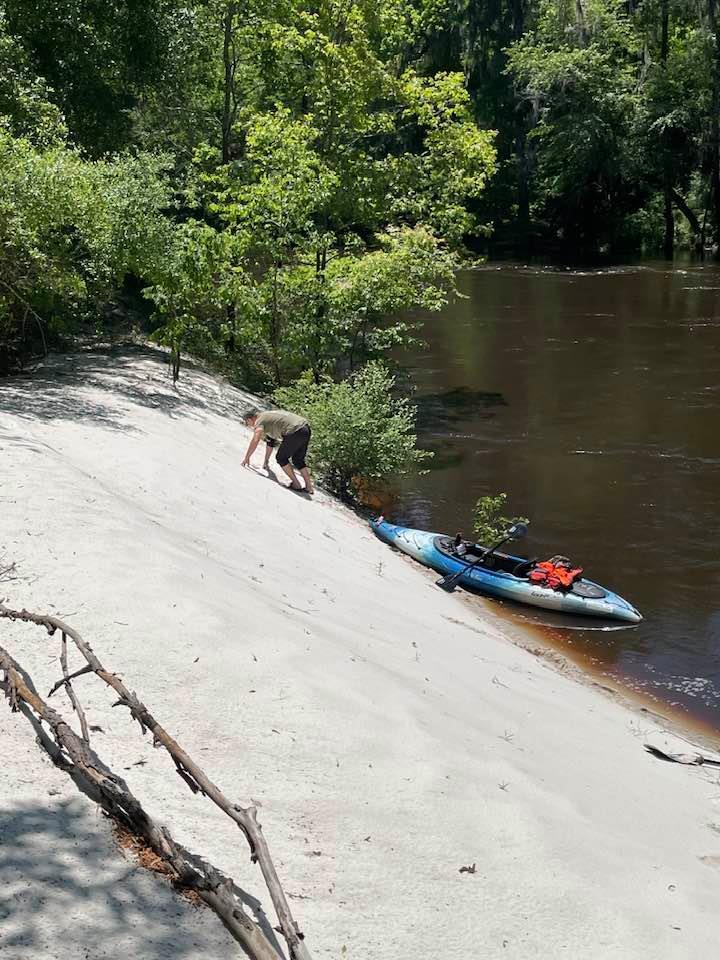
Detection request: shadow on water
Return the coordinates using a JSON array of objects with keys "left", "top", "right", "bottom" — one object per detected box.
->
[
  {"left": 414, "top": 386, "right": 508, "bottom": 431},
  {"left": 412, "top": 387, "right": 509, "bottom": 473},
  {"left": 425, "top": 451, "right": 466, "bottom": 473}
]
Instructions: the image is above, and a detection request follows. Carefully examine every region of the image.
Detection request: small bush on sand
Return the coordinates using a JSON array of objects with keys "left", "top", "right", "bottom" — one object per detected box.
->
[
  {"left": 273, "top": 362, "right": 430, "bottom": 498},
  {"left": 473, "top": 493, "right": 528, "bottom": 545}
]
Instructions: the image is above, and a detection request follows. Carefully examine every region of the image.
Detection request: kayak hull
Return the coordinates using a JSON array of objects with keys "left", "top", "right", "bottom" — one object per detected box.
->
[{"left": 371, "top": 519, "right": 642, "bottom": 624}]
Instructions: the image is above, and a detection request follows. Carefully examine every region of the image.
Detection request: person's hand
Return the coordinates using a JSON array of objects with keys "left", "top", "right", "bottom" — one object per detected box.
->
[{"left": 242, "top": 457, "right": 251, "bottom": 468}]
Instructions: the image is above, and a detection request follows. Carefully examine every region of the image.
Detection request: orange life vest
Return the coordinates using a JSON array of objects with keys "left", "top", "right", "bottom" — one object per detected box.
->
[{"left": 528, "top": 558, "right": 583, "bottom": 591}]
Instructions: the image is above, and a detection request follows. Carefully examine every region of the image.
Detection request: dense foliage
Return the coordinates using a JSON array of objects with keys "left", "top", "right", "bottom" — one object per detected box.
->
[
  {"left": 2, "top": 0, "right": 718, "bottom": 480},
  {"left": 0, "top": 131, "right": 172, "bottom": 372},
  {"left": 274, "top": 362, "right": 430, "bottom": 496},
  {"left": 432, "top": 0, "right": 720, "bottom": 256},
  {"left": 0, "top": 0, "right": 497, "bottom": 383}
]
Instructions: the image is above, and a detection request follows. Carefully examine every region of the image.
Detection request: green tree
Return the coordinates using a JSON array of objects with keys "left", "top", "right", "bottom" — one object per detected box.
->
[
  {"left": 635, "top": 3, "right": 709, "bottom": 253},
  {"left": 4, "top": 0, "right": 177, "bottom": 153},
  {"left": 146, "top": 1, "right": 496, "bottom": 385},
  {"left": 0, "top": 130, "right": 172, "bottom": 372},
  {"left": 506, "top": 0, "right": 645, "bottom": 252},
  {"left": 0, "top": 12, "right": 65, "bottom": 145},
  {"left": 410, "top": 0, "right": 534, "bottom": 250},
  {"left": 473, "top": 493, "right": 528, "bottom": 545},
  {"left": 273, "top": 361, "right": 430, "bottom": 496}
]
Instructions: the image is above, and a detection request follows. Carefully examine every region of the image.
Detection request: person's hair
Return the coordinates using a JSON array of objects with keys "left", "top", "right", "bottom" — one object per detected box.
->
[{"left": 243, "top": 406, "right": 259, "bottom": 422}]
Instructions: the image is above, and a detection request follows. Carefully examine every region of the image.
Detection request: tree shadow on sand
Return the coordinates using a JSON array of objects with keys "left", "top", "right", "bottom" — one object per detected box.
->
[
  {"left": 0, "top": 345, "right": 257, "bottom": 434},
  {"left": 0, "top": 797, "right": 244, "bottom": 960},
  {"left": 0, "top": 669, "right": 287, "bottom": 960}
]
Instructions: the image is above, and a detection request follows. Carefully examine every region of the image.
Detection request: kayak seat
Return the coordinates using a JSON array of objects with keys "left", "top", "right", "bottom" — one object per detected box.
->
[{"left": 513, "top": 557, "right": 539, "bottom": 578}]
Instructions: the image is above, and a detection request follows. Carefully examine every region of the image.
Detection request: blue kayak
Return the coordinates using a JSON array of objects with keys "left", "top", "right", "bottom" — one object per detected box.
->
[{"left": 371, "top": 518, "right": 642, "bottom": 624}]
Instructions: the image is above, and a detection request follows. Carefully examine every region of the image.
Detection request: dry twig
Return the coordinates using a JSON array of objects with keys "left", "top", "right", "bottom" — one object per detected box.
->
[
  {"left": 644, "top": 744, "right": 720, "bottom": 767},
  {"left": 0, "top": 560, "right": 17, "bottom": 583},
  {"left": 0, "top": 603, "right": 312, "bottom": 960},
  {"left": 58, "top": 630, "right": 91, "bottom": 743},
  {"left": 0, "top": 643, "right": 281, "bottom": 960}
]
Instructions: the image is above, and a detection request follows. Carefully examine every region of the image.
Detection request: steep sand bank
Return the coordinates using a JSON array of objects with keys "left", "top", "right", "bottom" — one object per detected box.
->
[{"left": 1, "top": 347, "right": 719, "bottom": 959}]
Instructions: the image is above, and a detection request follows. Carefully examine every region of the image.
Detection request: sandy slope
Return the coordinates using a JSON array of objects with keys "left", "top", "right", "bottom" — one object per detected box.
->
[{"left": 1, "top": 346, "right": 719, "bottom": 960}]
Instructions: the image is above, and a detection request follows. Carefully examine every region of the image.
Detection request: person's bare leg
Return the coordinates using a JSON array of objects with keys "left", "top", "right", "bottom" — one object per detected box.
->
[
  {"left": 299, "top": 467, "right": 314, "bottom": 494},
  {"left": 280, "top": 463, "right": 302, "bottom": 489}
]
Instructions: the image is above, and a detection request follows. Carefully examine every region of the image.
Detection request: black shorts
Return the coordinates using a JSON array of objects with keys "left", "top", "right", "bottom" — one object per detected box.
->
[{"left": 276, "top": 424, "right": 311, "bottom": 470}]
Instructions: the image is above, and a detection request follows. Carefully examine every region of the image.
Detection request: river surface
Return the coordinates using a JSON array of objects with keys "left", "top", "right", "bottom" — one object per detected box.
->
[{"left": 393, "top": 263, "right": 720, "bottom": 733}]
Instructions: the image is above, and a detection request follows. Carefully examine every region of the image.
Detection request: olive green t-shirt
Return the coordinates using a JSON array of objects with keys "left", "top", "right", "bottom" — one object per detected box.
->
[{"left": 256, "top": 409, "right": 308, "bottom": 442}]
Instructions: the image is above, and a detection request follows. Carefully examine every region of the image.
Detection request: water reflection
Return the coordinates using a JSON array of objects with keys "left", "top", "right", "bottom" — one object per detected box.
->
[
  {"left": 394, "top": 262, "right": 720, "bottom": 730},
  {"left": 414, "top": 387, "right": 508, "bottom": 430}
]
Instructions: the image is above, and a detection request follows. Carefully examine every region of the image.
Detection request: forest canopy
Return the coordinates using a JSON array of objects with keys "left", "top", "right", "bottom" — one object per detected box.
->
[{"left": 1, "top": 0, "right": 718, "bottom": 380}]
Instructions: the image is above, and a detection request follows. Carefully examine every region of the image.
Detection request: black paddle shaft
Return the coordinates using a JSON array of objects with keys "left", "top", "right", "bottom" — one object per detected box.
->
[{"left": 436, "top": 532, "right": 513, "bottom": 593}]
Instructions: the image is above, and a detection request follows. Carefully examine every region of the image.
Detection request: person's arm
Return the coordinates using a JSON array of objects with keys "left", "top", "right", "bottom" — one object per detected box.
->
[
  {"left": 263, "top": 439, "right": 275, "bottom": 469},
  {"left": 242, "top": 426, "right": 265, "bottom": 467}
]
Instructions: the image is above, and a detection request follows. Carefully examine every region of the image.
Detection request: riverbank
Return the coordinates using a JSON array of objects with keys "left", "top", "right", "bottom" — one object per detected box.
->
[
  {"left": 393, "top": 261, "right": 720, "bottom": 730},
  {"left": 1, "top": 346, "right": 719, "bottom": 959}
]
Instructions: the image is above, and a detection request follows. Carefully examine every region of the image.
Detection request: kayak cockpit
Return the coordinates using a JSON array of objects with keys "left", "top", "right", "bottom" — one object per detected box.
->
[
  {"left": 434, "top": 536, "right": 528, "bottom": 575},
  {"left": 434, "top": 536, "right": 609, "bottom": 599}
]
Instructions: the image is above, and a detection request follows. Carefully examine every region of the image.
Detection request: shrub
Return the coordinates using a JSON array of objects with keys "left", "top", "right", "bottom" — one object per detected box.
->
[
  {"left": 273, "top": 362, "right": 430, "bottom": 497},
  {"left": 0, "top": 129, "right": 173, "bottom": 372},
  {"left": 472, "top": 493, "right": 528, "bottom": 546}
]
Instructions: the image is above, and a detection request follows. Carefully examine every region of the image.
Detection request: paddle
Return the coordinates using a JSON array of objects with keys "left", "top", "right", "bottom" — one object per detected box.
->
[{"left": 436, "top": 522, "right": 529, "bottom": 593}]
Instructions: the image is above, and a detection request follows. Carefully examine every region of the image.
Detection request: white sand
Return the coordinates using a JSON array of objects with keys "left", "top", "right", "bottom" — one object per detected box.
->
[{"left": 1, "top": 347, "right": 719, "bottom": 960}]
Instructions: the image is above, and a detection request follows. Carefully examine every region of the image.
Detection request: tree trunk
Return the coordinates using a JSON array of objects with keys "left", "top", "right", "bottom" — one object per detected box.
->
[
  {"left": 224, "top": 304, "right": 237, "bottom": 355},
  {"left": 708, "top": 0, "right": 720, "bottom": 247},
  {"left": 575, "top": 0, "right": 589, "bottom": 45},
  {"left": 512, "top": 0, "right": 531, "bottom": 255},
  {"left": 670, "top": 188, "right": 702, "bottom": 249},
  {"left": 661, "top": 0, "right": 673, "bottom": 258},
  {"left": 221, "top": 3, "right": 237, "bottom": 164},
  {"left": 312, "top": 246, "right": 328, "bottom": 384},
  {"left": 270, "top": 262, "right": 282, "bottom": 384},
  {"left": 171, "top": 342, "right": 181, "bottom": 383},
  {"left": 515, "top": 126, "right": 531, "bottom": 256},
  {"left": 663, "top": 188, "right": 675, "bottom": 258}
]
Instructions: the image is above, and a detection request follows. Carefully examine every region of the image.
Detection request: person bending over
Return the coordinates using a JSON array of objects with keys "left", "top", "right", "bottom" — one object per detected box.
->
[{"left": 242, "top": 407, "right": 314, "bottom": 494}]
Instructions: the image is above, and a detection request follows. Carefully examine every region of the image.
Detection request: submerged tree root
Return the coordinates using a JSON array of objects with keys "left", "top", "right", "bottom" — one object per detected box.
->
[{"left": 0, "top": 603, "right": 313, "bottom": 960}]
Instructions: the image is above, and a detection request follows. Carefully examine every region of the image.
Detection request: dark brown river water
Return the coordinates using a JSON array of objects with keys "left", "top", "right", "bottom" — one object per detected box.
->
[{"left": 393, "top": 263, "right": 720, "bottom": 732}]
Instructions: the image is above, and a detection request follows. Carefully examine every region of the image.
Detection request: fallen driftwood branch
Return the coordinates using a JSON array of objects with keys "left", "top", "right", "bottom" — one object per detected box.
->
[
  {"left": 644, "top": 743, "right": 720, "bottom": 767},
  {"left": 0, "top": 604, "right": 312, "bottom": 960},
  {"left": 59, "top": 629, "right": 91, "bottom": 743},
  {"left": 0, "top": 643, "right": 282, "bottom": 960}
]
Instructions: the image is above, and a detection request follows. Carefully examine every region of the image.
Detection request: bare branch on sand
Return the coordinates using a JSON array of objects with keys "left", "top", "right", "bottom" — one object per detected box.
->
[{"left": 0, "top": 603, "right": 312, "bottom": 960}]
